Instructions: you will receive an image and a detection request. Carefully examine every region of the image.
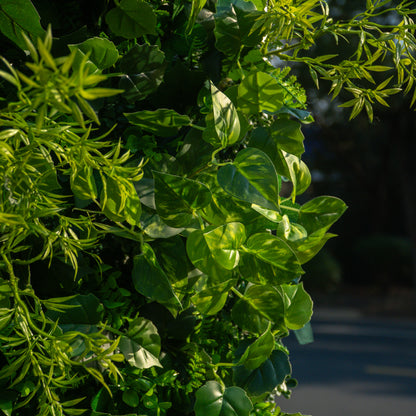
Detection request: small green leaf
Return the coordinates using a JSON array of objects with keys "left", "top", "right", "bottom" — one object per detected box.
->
[
  {"left": 71, "top": 165, "right": 97, "bottom": 200},
  {"left": 244, "top": 233, "right": 304, "bottom": 276},
  {"left": 122, "top": 390, "right": 140, "bottom": 408},
  {"left": 119, "top": 317, "right": 161, "bottom": 369},
  {"left": 194, "top": 381, "right": 253, "bottom": 416},
  {"left": 127, "top": 317, "right": 161, "bottom": 357},
  {"left": 105, "top": 0, "right": 157, "bottom": 39},
  {"left": 125, "top": 109, "right": 191, "bottom": 137},
  {"left": 233, "top": 350, "right": 291, "bottom": 396}
]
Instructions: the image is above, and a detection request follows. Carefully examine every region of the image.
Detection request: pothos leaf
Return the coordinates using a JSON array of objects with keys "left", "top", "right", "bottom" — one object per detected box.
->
[
  {"left": 233, "top": 350, "right": 291, "bottom": 396},
  {"left": 194, "top": 381, "right": 253, "bottom": 416},
  {"left": 105, "top": 0, "right": 157, "bottom": 39},
  {"left": 210, "top": 82, "right": 241, "bottom": 147},
  {"left": 217, "top": 148, "right": 280, "bottom": 211}
]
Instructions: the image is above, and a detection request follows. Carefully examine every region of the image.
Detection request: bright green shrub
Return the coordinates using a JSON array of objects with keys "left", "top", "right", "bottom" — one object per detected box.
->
[{"left": 0, "top": 1, "right": 414, "bottom": 415}]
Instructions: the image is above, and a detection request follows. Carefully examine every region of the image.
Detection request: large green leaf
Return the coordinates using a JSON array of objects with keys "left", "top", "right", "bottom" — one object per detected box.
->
[
  {"left": 232, "top": 285, "right": 285, "bottom": 334},
  {"left": 153, "top": 171, "right": 211, "bottom": 227},
  {"left": 199, "top": 172, "right": 259, "bottom": 225},
  {"left": 191, "top": 279, "right": 235, "bottom": 315},
  {"left": 186, "top": 228, "right": 233, "bottom": 283},
  {"left": 233, "top": 350, "right": 291, "bottom": 396},
  {"left": 128, "top": 317, "right": 161, "bottom": 357},
  {"left": 288, "top": 230, "right": 336, "bottom": 264},
  {"left": 153, "top": 236, "right": 189, "bottom": 283},
  {"left": 211, "top": 82, "right": 240, "bottom": 147},
  {"left": 299, "top": 196, "right": 348, "bottom": 234},
  {"left": 214, "top": 1, "right": 266, "bottom": 57},
  {"left": 132, "top": 243, "right": 181, "bottom": 308},
  {"left": 105, "top": 0, "right": 157, "bottom": 39},
  {"left": 0, "top": 0, "right": 45, "bottom": 49},
  {"left": 244, "top": 233, "right": 304, "bottom": 276},
  {"left": 238, "top": 71, "right": 284, "bottom": 114},
  {"left": 68, "top": 37, "right": 119, "bottom": 72},
  {"left": 119, "top": 44, "right": 166, "bottom": 102},
  {"left": 239, "top": 252, "right": 295, "bottom": 285},
  {"left": 217, "top": 148, "right": 280, "bottom": 211},
  {"left": 237, "top": 326, "right": 274, "bottom": 370},
  {"left": 282, "top": 283, "right": 313, "bottom": 330},
  {"left": 119, "top": 337, "right": 161, "bottom": 369},
  {"left": 194, "top": 381, "right": 252, "bottom": 416},
  {"left": 269, "top": 118, "right": 305, "bottom": 157},
  {"left": 202, "top": 222, "right": 246, "bottom": 270},
  {"left": 125, "top": 109, "right": 191, "bottom": 137}
]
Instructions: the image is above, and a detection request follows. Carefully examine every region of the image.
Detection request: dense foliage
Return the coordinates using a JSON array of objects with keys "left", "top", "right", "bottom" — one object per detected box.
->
[{"left": 0, "top": 1, "right": 413, "bottom": 415}]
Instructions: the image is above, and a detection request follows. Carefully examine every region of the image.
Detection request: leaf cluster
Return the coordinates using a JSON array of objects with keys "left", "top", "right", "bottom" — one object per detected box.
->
[{"left": 0, "top": 1, "right": 411, "bottom": 415}]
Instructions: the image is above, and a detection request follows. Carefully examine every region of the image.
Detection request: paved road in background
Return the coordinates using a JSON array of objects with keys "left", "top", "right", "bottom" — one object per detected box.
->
[{"left": 279, "top": 308, "right": 416, "bottom": 416}]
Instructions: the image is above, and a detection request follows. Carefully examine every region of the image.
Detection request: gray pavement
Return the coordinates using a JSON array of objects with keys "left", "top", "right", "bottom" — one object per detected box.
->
[{"left": 278, "top": 308, "right": 416, "bottom": 416}]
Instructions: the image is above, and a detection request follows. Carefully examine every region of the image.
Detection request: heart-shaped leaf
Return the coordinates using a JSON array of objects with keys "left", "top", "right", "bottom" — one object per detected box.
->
[
  {"left": 194, "top": 381, "right": 252, "bottom": 416},
  {"left": 186, "top": 228, "right": 233, "bottom": 283},
  {"left": 217, "top": 148, "right": 280, "bottom": 210},
  {"left": 238, "top": 71, "right": 284, "bottom": 114},
  {"left": 282, "top": 283, "right": 313, "bottom": 330},
  {"left": 153, "top": 171, "right": 212, "bottom": 227},
  {"left": 119, "top": 44, "right": 166, "bottom": 101},
  {"left": 269, "top": 118, "right": 305, "bottom": 157},
  {"left": 105, "top": 0, "right": 157, "bottom": 39},
  {"left": 244, "top": 233, "right": 304, "bottom": 276},
  {"left": 68, "top": 37, "right": 119, "bottom": 72},
  {"left": 132, "top": 244, "right": 181, "bottom": 309},
  {"left": 191, "top": 279, "right": 235, "bottom": 315},
  {"left": 233, "top": 350, "right": 291, "bottom": 396},
  {"left": 203, "top": 222, "right": 246, "bottom": 270},
  {"left": 232, "top": 285, "right": 285, "bottom": 334},
  {"left": 299, "top": 196, "right": 348, "bottom": 234},
  {"left": 237, "top": 325, "right": 274, "bottom": 370}
]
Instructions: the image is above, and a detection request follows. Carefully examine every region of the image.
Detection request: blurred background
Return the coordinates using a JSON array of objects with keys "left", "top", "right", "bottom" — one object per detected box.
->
[{"left": 278, "top": 1, "right": 416, "bottom": 414}]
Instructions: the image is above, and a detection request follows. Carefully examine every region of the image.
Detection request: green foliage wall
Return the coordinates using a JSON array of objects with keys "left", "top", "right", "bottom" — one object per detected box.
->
[{"left": 0, "top": 1, "right": 413, "bottom": 415}]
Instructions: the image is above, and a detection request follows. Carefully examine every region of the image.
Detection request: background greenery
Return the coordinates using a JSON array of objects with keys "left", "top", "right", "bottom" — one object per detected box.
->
[{"left": 0, "top": 1, "right": 414, "bottom": 416}]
